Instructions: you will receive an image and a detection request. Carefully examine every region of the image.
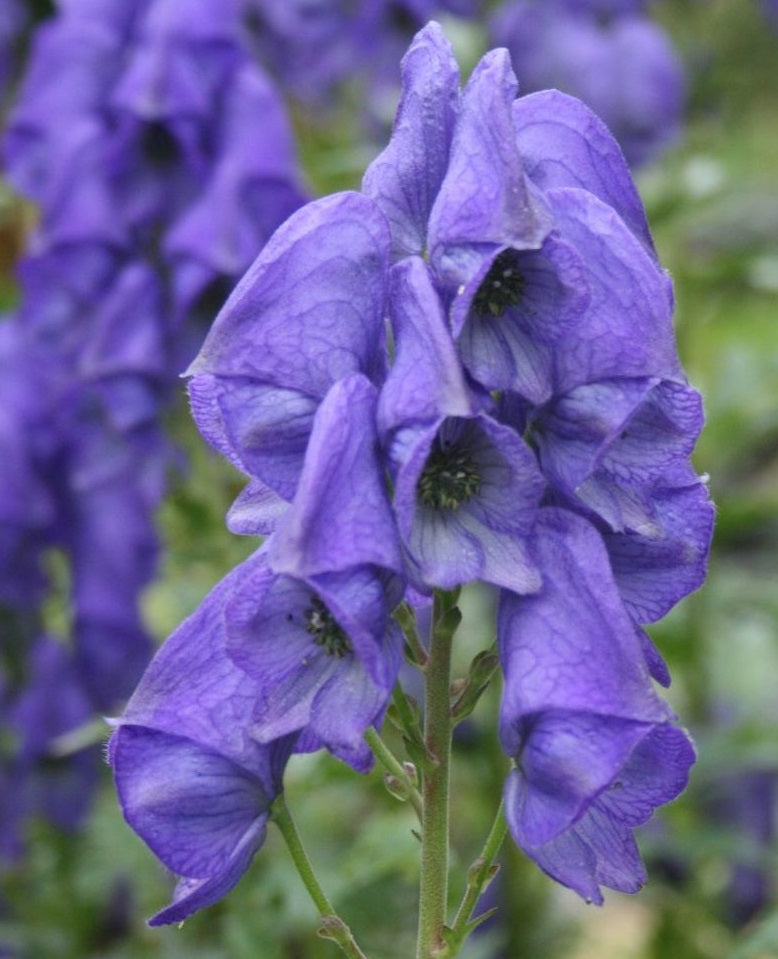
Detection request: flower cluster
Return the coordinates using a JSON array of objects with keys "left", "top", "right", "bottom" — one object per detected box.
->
[
  {"left": 0, "top": 0, "right": 305, "bottom": 854},
  {"left": 490, "top": 0, "right": 685, "bottom": 166},
  {"left": 111, "top": 23, "right": 712, "bottom": 922}
]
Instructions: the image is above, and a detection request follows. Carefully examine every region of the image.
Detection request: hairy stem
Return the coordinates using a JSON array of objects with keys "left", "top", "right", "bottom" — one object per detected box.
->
[
  {"left": 271, "top": 794, "right": 368, "bottom": 959},
  {"left": 416, "top": 592, "right": 459, "bottom": 959}
]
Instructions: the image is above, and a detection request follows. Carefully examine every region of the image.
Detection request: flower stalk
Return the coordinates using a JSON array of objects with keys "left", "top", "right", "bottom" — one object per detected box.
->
[
  {"left": 271, "top": 794, "right": 368, "bottom": 959},
  {"left": 416, "top": 591, "right": 460, "bottom": 959}
]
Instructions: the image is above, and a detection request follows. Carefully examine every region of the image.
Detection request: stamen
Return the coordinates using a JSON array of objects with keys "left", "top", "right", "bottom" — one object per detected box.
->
[
  {"left": 471, "top": 250, "right": 525, "bottom": 318},
  {"left": 417, "top": 442, "right": 481, "bottom": 511},
  {"left": 304, "top": 595, "right": 352, "bottom": 658}
]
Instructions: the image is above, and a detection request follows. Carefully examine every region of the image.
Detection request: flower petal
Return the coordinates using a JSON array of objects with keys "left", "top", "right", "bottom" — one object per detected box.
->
[
  {"left": 362, "top": 21, "right": 460, "bottom": 259},
  {"left": 187, "top": 191, "right": 391, "bottom": 395}
]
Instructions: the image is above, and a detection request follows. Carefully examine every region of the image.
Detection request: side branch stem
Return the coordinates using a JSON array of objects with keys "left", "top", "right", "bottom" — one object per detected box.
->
[
  {"left": 272, "top": 794, "right": 368, "bottom": 959},
  {"left": 448, "top": 800, "right": 508, "bottom": 951},
  {"left": 365, "top": 726, "right": 423, "bottom": 821},
  {"left": 416, "top": 592, "right": 457, "bottom": 959}
]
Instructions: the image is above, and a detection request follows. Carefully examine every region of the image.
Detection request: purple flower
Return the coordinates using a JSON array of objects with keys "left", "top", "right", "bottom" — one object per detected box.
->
[
  {"left": 499, "top": 510, "right": 695, "bottom": 903},
  {"left": 111, "top": 560, "right": 297, "bottom": 925},
  {"left": 110, "top": 374, "right": 402, "bottom": 920},
  {"left": 223, "top": 374, "right": 405, "bottom": 771},
  {"left": 103, "top": 20, "right": 712, "bottom": 920},
  {"left": 491, "top": 0, "right": 685, "bottom": 167},
  {"left": 187, "top": 191, "right": 392, "bottom": 533},
  {"left": 364, "top": 23, "right": 551, "bottom": 287},
  {"left": 244, "top": 0, "right": 481, "bottom": 110},
  {"left": 164, "top": 62, "right": 306, "bottom": 308},
  {"left": 2, "top": 638, "right": 98, "bottom": 859},
  {"left": 378, "top": 257, "right": 544, "bottom": 592}
]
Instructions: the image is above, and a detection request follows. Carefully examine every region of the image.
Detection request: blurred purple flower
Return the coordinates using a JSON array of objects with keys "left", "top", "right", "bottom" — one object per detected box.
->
[
  {"left": 244, "top": 0, "right": 481, "bottom": 109},
  {"left": 491, "top": 0, "right": 685, "bottom": 167},
  {"left": 1, "top": 638, "right": 99, "bottom": 860}
]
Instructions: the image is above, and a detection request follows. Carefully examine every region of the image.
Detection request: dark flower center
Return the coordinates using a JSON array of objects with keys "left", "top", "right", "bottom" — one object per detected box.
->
[
  {"left": 471, "top": 250, "right": 525, "bottom": 318},
  {"left": 141, "top": 121, "right": 181, "bottom": 167},
  {"left": 305, "top": 595, "right": 352, "bottom": 658},
  {"left": 417, "top": 443, "right": 481, "bottom": 511}
]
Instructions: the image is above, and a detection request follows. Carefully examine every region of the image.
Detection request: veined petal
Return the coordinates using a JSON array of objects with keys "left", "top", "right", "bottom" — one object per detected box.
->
[
  {"left": 498, "top": 509, "right": 672, "bottom": 728},
  {"left": 226, "top": 479, "right": 289, "bottom": 536},
  {"left": 604, "top": 476, "right": 714, "bottom": 624},
  {"left": 429, "top": 47, "right": 552, "bottom": 291},
  {"left": 118, "top": 551, "right": 278, "bottom": 771},
  {"left": 362, "top": 21, "right": 460, "bottom": 259},
  {"left": 187, "top": 191, "right": 391, "bottom": 394},
  {"left": 506, "top": 711, "right": 654, "bottom": 847},
  {"left": 113, "top": 725, "right": 272, "bottom": 880},
  {"left": 512, "top": 90, "right": 654, "bottom": 253},
  {"left": 188, "top": 373, "right": 318, "bottom": 499},
  {"left": 111, "top": 724, "right": 292, "bottom": 926},
  {"left": 378, "top": 256, "right": 473, "bottom": 439},
  {"left": 546, "top": 188, "right": 680, "bottom": 393},
  {"left": 269, "top": 374, "right": 403, "bottom": 578}
]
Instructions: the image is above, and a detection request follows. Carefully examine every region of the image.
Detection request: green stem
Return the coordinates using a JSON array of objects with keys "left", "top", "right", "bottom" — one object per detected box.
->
[
  {"left": 448, "top": 800, "right": 508, "bottom": 953},
  {"left": 271, "top": 795, "right": 368, "bottom": 959},
  {"left": 416, "top": 592, "right": 459, "bottom": 959},
  {"left": 365, "top": 726, "right": 424, "bottom": 821}
]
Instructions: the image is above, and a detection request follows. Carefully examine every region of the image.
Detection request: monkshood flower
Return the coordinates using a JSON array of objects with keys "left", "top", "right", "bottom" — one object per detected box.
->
[
  {"left": 110, "top": 561, "right": 297, "bottom": 925},
  {"left": 490, "top": 0, "right": 685, "bottom": 167},
  {"left": 187, "top": 191, "right": 392, "bottom": 534},
  {"left": 112, "top": 375, "right": 404, "bottom": 919},
  {"left": 378, "top": 256, "right": 544, "bottom": 593},
  {"left": 499, "top": 510, "right": 695, "bottom": 903},
  {"left": 223, "top": 374, "right": 405, "bottom": 771}
]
